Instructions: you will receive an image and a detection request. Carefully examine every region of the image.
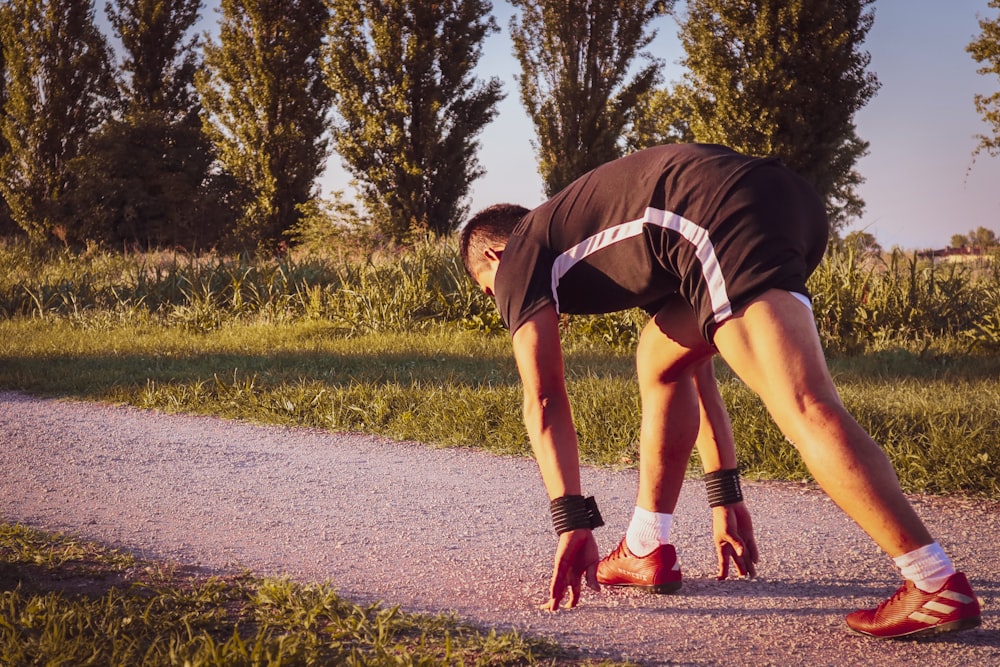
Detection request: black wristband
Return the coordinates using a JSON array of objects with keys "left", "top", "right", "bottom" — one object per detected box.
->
[
  {"left": 550, "top": 495, "right": 604, "bottom": 534},
  {"left": 704, "top": 468, "right": 743, "bottom": 507}
]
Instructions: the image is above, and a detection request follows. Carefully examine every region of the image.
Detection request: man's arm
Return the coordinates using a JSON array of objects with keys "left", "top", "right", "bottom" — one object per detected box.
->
[
  {"left": 511, "top": 305, "right": 600, "bottom": 609},
  {"left": 692, "top": 359, "right": 758, "bottom": 578},
  {"left": 692, "top": 359, "right": 738, "bottom": 472},
  {"left": 511, "top": 305, "right": 581, "bottom": 498}
]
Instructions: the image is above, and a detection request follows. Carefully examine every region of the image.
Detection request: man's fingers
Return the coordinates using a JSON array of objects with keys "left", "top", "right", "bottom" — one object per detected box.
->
[
  {"left": 543, "top": 586, "right": 566, "bottom": 611},
  {"left": 730, "top": 539, "right": 748, "bottom": 576},
  {"left": 543, "top": 531, "right": 600, "bottom": 609},
  {"left": 733, "top": 534, "right": 758, "bottom": 577},
  {"left": 733, "top": 553, "right": 749, "bottom": 577},
  {"left": 543, "top": 572, "right": 577, "bottom": 610},
  {"left": 717, "top": 540, "right": 755, "bottom": 580},
  {"left": 717, "top": 541, "right": 734, "bottom": 579},
  {"left": 545, "top": 570, "right": 567, "bottom": 611},
  {"left": 717, "top": 550, "right": 730, "bottom": 580},
  {"left": 585, "top": 559, "right": 601, "bottom": 592},
  {"left": 567, "top": 577, "right": 582, "bottom": 608}
]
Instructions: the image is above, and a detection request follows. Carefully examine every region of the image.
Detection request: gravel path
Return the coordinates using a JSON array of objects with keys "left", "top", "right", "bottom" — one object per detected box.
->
[{"left": 1, "top": 390, "right": 997, "bottom": 666}]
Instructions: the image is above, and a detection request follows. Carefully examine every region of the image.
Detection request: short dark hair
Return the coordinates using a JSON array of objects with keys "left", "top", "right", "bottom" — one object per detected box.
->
[{"left": 459, "top": 203, "right": 530, "bottom": 280}]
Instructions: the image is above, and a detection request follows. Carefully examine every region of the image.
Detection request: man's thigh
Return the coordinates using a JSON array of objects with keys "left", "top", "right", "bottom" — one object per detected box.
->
[
  {"left": 712, "top": 289, "right": 840, "bottom": 415},
  {"left": 638, "top": 296, "right": 716, "bottom": 383}
]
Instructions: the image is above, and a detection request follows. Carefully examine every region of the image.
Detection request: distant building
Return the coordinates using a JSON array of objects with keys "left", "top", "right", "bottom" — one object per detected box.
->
[{"left": 916, "top": 246, "right": 994, "bottom": 264}]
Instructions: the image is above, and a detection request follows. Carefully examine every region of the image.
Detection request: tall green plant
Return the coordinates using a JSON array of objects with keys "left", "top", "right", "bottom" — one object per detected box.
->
[
  {"left": 969, "top": 0, "right": 1000, "bottom": 160},
  {"left": 674, "top": 0, "right": 878, "bottom": 229},
  {"left": 808, "top": 247, "right": 994, "bottom": 354},
  {"left": 197, "top": 0, "right": 332, "bottom": 249},
  {"left": 64, "top": 0, "right": 227, "bottom": 248},
  {"left": 0, "top": 0, "right": 116, "bottom": 244},
  {"left": 324, "top": 0, "right": 503, "bottom": 241},
  {"left": 509, "top": 0, "right": 669, "bottom": 196}
]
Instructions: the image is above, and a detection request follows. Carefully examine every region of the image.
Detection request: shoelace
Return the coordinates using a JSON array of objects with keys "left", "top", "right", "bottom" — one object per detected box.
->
[
  {"left": 874, "top": 582, "right": 911, "bottom": 614},
  {"left": 608, "top": 540, "right": 629, "bottom": 560}
]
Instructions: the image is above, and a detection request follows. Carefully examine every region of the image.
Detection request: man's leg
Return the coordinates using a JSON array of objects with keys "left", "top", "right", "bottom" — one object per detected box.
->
[
  {"left": 634, "top": 298, "right": 715, "bottom": 515},
  {"left": 598, "top": 298, "right": 729, "bottom": 592},
  {"left": 712, "top": 289, "right": 930, "bottom": 555},
  {"left": 712, "top": 289, "right": 980, "bottom": 638}
]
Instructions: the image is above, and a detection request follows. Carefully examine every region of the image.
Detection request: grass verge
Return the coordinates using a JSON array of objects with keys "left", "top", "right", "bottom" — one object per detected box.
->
[
  {"left": 1, "top": 318, "right": 998, "bottom": 497},
  {"left": 0, "top": 523, "right": 628, "bottom": 666}
]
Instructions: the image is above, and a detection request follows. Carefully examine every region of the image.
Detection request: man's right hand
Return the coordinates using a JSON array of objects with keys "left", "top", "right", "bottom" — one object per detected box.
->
[{"left": 541, "top": 529, "right": 601, "bottom": 611}]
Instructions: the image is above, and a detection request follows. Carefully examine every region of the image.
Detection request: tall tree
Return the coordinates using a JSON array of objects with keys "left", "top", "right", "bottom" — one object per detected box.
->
[
  {"left": 325, "top": 0, "right": 503, "bottom": 241},
  {"left": 197, "top": 0, "right": 332, "bottom": 248},
  {"left": 624, "top": 86, "right": 693, "bottom": 152},
  {"left": 67, "top": 0, "right": 227, "bottom": 248},
  {"left": 674, "top": 0, "right": 879, "bottom": 229},
  {"left": 509, "top": 0, "right": 669, "bottom": 196},
  {"left": 968, "top": 0, "right": 1000, "bottom": 160},
  {"left": 0, "top": 0, "right": 116, "bottom": 244},
  {"left": 0, "top": 44, "right": 14, "bottom": 237},
  {"left": 109, "top": 0, "right": 201, "bottom": 118}
]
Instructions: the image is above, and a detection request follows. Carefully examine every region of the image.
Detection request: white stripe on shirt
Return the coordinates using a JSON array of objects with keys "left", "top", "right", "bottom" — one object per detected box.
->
[{"left": 549, "top": 206, "right": 733, "bottom": 324}]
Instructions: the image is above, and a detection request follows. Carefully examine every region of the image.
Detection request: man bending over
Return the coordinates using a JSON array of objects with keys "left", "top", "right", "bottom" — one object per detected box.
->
[{"left": 459, "top": 143, "right": 981, "bottom": 639}]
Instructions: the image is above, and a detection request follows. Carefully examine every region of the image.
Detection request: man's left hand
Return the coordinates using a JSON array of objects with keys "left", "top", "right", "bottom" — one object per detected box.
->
[{"left": 712, "top": 501, "right": 758, "bottom": 579}]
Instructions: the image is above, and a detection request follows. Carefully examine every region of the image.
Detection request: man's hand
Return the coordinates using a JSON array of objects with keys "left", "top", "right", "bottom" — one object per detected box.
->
[
  {"left": 712, "top": 501, "right": 758, "bottom": 579},
  {"left": 541, "top": 529, "right": 601, "bottom": 611}
]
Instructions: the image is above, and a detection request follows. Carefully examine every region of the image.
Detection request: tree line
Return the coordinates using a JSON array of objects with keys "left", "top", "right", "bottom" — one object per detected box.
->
[{"left": 0, "top": 1, "right": 997, "bottom": 252}]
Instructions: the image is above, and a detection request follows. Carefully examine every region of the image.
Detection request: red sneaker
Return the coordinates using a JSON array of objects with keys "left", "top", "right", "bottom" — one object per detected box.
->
[
  {"left": 846, "top": 572, "right": 981, "bottom": 639},
  {"left": 596, "top": 538, "right": 682, "bottom": 594}
]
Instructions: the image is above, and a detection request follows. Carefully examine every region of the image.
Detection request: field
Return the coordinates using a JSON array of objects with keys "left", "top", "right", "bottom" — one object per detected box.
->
[{"left": 1, "top": 239, "right": 998, "bottom": 498}]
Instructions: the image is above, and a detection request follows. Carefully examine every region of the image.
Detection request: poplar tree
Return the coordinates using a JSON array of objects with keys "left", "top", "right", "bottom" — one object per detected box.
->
[
  {"left": 509, "top": 0, "right": 669, "bottom": 196},
  {"left": 624, "top": 87, "right": 693, "bottom": 151},
  {"left": 68, "top": 0, "right": 223, "bottom": 247},
  {"left": 0, "top": 0, "right": 116, "bottom": 244},
  {"left": 0, "top": 45, "right": 13, "bottom": 236},
  {"left": 325, "top": 0, "right": 503, "bottom": 241},
  {"left": 674, "top": 0, "right": 879, "bottom": 228},
  {"left": 968, "top": 0, "right": 1000, "bottom": 160},
  {"left": 197, "top": 0, "right": 332, "bottom": 248},
  {"left": 111, "top": 0, "right": 202, "bottom": 117}
]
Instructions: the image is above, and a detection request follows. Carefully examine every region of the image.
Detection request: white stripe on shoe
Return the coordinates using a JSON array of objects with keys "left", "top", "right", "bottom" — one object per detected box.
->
[
  {"left": 923, "top": 600, "right": 959, "bottom": 615},
  {"left": 908, "top": 611, "right": 941, "bottom": 625},
  {"left": 939, "top": 590, "right": 975, "bottom": 604}
]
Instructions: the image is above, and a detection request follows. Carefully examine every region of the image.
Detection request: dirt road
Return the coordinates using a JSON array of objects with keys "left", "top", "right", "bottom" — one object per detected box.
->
[{"left": 1, "top": 391, "right": 996, "bottom": 665}]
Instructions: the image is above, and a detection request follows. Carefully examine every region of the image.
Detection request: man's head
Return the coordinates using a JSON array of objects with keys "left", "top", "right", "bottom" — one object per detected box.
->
[{"left": 459, "top": 203, "right": 530, "bottom": 294}]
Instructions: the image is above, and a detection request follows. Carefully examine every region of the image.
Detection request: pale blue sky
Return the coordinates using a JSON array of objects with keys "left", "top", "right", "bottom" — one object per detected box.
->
[{"left": 165, "top": 1, "right": 1000, "bottom": 250}]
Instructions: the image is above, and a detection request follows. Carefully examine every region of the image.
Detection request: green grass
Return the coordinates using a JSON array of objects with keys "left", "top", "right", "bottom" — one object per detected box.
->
[
  {"left": 1, "top": 316, "right": 998, "bottom": 497},
  {"left": 0, "top": 523, "right": 623, "bottom": 666}
]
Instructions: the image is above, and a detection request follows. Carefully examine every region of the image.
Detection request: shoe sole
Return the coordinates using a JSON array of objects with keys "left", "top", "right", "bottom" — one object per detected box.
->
[
  {"left": 849, "top": 615, "right": 981, "bottom": 640},
  {"left": 601, "top": 580, "right": 683, "bottom": 595}
]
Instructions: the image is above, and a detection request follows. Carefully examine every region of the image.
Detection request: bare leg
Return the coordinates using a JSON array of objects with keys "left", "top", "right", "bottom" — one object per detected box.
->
[
  {"left": 712, "top": 290, "right": 932, "bottom": 556},
  {"left": 634, "top": 298, "right": 716, "bottom": 513}
]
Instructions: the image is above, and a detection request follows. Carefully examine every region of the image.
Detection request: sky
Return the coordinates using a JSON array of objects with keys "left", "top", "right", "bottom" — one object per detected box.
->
[
  {"left": 455, "top": 0, "right": 1000, "bottom": 251},
  {"left": 151, "top": 0, "right": 1000, "bottom": 251}
]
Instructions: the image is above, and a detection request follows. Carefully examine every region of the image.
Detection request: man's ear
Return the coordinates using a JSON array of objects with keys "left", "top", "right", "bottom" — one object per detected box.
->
[{"left": 484, "top": 246, "right": 504, "bottom": 262}]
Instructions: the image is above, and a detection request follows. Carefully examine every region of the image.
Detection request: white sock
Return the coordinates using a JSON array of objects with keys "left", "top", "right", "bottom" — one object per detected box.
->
[
  {"left": 624, "top": 506, "right": 673, "bottom": 557},
  {"left": 893, "top": 542, "right": 955, "bottom": 593}
]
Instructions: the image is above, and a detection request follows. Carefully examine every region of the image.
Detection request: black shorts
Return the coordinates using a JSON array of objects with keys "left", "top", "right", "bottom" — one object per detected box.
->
[{"left": 681, "top": 162, "right": 830, "bottom": 342}]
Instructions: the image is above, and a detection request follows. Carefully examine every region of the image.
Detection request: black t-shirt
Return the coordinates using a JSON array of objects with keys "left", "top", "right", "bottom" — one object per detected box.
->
[{"left": 494, "top": 143, "right": 774, "bottom": 333}]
